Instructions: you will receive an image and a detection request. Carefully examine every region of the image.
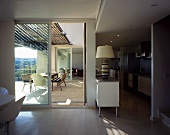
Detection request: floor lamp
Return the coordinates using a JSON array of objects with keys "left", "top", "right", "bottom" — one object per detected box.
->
[{"left": 96, "top": 45, "right": 115, "bottom": 79}]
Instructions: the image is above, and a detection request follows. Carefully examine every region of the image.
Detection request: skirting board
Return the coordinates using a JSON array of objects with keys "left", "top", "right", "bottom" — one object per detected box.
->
[{"left": 150, "top": 116, "right": 160, "bottom": 122}]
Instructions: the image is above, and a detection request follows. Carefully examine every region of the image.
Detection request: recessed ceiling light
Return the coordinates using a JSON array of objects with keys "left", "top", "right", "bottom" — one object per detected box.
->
[
  {"left": 110, "top": 41, "right": 112, "bottom": 43},
  {"left": 150, "top": 3, "right": 157, "bottom": 7},
  {"left": 128, "top": 25, "right": 133, "bottom": 27},
  {"left": 117, "top": 35, "right": 119, "bottom": 37}
]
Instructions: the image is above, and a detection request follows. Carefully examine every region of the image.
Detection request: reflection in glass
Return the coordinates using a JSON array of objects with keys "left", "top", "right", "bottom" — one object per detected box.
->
[{"left": 57, "top": 48, "right": 71, "bottom": 80}]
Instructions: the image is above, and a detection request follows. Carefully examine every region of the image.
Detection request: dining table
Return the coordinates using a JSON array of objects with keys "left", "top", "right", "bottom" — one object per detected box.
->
[{"left": 0, "top": 94, "right": 15, "bottom": 106}]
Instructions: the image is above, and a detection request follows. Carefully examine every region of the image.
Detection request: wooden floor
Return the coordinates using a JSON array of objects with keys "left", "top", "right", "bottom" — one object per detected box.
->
[{"left": 1, "top": 89, "right": 170, "bottom": 135}]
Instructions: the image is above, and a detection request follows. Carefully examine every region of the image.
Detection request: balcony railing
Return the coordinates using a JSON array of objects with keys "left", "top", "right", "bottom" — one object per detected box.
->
[{"left": 15, "top": 69, "right": 36, "bottom": 81}]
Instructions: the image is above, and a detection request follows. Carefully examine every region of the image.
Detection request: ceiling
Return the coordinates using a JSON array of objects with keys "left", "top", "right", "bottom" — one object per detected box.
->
[{"left": 1, "top": 0, "right": 170, "bottom": 49}]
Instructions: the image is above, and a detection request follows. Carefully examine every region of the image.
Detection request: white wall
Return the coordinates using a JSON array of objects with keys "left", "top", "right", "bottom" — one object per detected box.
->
[
  {"left": 86, "top": 20, "right": 96, "bottom": 107},
  {"left": 72, "top": 53, "right": 83, "bottom": 69},
  {"left": 0, "top": 20, "right": 15, "bottom": 95}
]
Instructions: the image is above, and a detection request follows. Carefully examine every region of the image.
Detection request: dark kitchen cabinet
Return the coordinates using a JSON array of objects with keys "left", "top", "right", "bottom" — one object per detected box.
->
[
  {"left": 141, "top": 41, "right": 151, "bottom": 58},
  {"left": 127, "top": 73, "right": 138, "bottom": 92},
  {"left": 124, "top": 53, "right": 140, "bottom": 73},
  {"left": 124, "top": 53, "right": 140, "bottom": 90}
]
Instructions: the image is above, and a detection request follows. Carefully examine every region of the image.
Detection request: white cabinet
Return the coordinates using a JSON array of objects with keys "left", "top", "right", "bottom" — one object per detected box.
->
[
  {"left": 138, "top": 76, "right": 151, "bottom": 96},
  {"left": 96, "top": 79, "right": 119, "bottom": 117}
]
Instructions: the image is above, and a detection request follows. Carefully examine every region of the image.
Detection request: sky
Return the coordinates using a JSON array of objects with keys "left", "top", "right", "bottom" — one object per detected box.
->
[{"left": 15, "top": 47, "right": 37, "bottom": 58}]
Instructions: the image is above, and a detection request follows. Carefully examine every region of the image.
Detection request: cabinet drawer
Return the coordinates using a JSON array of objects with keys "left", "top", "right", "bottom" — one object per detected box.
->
[
  {"left": 138, "top": 76, "right": 151, "bottom": 96},
  {"left": 140, "top": 88, "right": 151, "bottom": 96},
  {"left": 138, "top": 76, "right": 145, "bottom": 82},
  {"left": 128, "top": 80, "right": 133, "bottom": 88},
  {"left": 128, "top": 74, "right": 133, "bottom": 80}
]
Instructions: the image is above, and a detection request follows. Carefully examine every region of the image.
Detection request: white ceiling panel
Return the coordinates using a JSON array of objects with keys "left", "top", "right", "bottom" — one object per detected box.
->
[
  {"left": 0, "top": 0, "right": 170, "bottom": 48},
  {"left": 14, "top": 0, "right": 100, "bottom": 19}
]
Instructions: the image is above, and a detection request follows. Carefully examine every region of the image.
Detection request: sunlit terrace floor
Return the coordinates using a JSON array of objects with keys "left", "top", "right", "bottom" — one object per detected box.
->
[
  {"left": 51, "top": 77, "right": 84, "bottom": 107},
  {"left": 15, "top": 77, "right": 84, "bottom": 107},
  {"left": 1, "top": 89, "right": 170, "bottom": 135},
  {"left": 15, "top": 81, "right": 48, "bottom": 105}
]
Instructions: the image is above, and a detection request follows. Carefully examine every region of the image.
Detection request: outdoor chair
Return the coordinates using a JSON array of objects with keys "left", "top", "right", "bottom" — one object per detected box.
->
[
  {"left": 51, "top": 73, "right": 58, "bottom": 80},
  {"left": 21, "top": 74, "right": 33, "bottom": 93},
  {"left": 51, "top": 73, "right": 66, "bottom": 91}
]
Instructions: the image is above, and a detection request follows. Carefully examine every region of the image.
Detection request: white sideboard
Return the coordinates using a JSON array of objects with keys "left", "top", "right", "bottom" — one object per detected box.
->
[{"left": 96, "top": 78, "right": 119, "bottom": 117}]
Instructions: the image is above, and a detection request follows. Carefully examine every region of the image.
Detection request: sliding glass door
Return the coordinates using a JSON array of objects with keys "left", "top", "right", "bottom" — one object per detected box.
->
[
  {"left": 57, "top": 48, "right": 71, "bottom": 80},
  {"left": 14, "top": 23, "right": 50, "bottom": 105}
]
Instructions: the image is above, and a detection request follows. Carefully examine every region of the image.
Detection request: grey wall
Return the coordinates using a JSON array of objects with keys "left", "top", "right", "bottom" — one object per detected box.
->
[
  {"left": 152, "top": 15, "right": 170, "bottom": 118},
  {"left": 0, "top": 20, "right": 15, "bottom": 94},
  {"left": 72, "top": 53, "right": 83, "bottom": 69}
]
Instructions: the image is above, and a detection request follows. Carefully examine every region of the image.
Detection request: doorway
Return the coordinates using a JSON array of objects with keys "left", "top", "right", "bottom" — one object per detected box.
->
[{"left": 51, "top": 22, "right": 85, "bottom": 107}]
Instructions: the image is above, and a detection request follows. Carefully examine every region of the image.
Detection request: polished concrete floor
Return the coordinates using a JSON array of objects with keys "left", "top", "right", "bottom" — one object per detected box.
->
[{"left": 1, "top": 89, "right": 170, "bottom": 135}]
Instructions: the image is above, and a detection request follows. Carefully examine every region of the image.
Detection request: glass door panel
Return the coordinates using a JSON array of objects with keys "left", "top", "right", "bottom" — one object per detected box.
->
[
  {"left": 15, "top": 23, "right": 49, "bottom": 105},
  {"left": 57, "top": 48, "right": 71, "bottom": 80}
]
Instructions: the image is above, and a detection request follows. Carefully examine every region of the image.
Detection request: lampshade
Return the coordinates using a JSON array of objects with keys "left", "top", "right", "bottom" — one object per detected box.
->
[
  {"left": 96, "top": 45, "right": 115, "bottom": 58},
  {"left": 96, "top": 45, "right": 115, "bottom": 79}
]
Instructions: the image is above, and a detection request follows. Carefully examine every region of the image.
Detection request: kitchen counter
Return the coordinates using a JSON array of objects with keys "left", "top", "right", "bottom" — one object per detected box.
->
[
  {"left": 129, "top": 73, "right": 151, "bottom": 78},
  {"left": 96, "top": 77, "right": 119, "bottom": 82},
  {"left": 138, "top": 74, "right": 151, "bottom": 78}
]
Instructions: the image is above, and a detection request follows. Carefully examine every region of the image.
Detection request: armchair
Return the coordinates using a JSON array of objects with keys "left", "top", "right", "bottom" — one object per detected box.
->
[
  {"left": 0, "top": 87, "right": 9, "bottom": 95},
  {"left": 31, "top": 73, "right": 46, "bottom": 91},
  {"left": 0, "top": 96, "right": 25, "bottom": 134}
]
